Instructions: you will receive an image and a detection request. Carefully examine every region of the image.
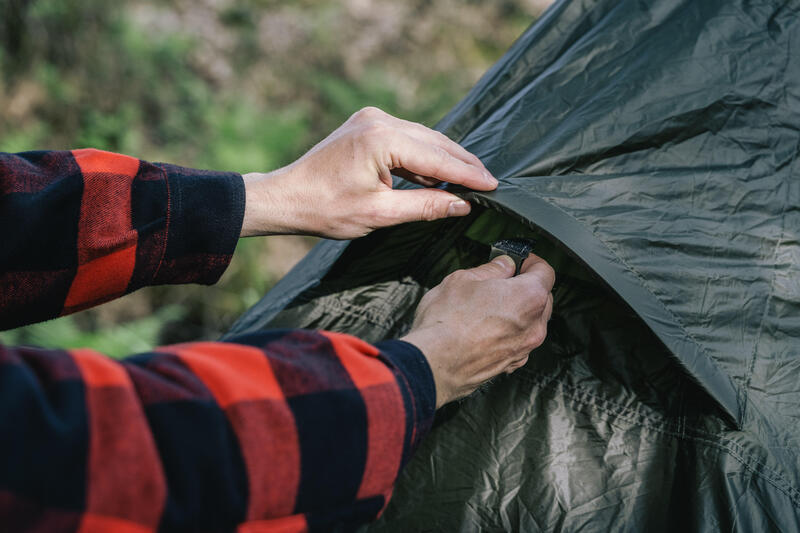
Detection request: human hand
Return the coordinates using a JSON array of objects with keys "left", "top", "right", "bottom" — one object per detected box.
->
[
  {"left": 400, "top": 253, "right": 555, "bottom": 408},
  {"left": 240, "top": 107, "right": 497, "bottom": 239}
]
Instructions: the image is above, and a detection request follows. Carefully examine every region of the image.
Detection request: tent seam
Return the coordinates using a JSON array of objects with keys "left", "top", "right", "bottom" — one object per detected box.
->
[
  {"left": 739, "top": 33, "right": 798, "bottom": 422},
  {"left": 740, "top": 139, "right": 799, "bottom": 422},
  {"left": 497, "top": 182, "right": 745, "bottom": 423}
]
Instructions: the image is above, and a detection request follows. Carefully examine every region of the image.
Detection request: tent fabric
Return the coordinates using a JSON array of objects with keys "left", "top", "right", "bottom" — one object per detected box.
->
[{"left": 227, "top": 0, "right": 800, "bottom": 530}]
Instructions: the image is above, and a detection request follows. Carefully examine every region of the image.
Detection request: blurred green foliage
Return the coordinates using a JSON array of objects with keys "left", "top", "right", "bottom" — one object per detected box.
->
[{"left": 0, "top": 0, "right": 544, "bottom": 356}]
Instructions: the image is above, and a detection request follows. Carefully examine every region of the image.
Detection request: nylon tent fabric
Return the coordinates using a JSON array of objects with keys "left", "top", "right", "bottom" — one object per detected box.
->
[{"left": 227, "top": 0, "right": 800, "bottom": 530}]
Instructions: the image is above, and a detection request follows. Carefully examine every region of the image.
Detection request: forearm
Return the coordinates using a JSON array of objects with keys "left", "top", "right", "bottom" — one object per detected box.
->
[
  {"left": 0, "top": 149, "right": 244, "bottom": 329},
  {"left": 0, "top": 330, "right": 435, "bottom": 531}
]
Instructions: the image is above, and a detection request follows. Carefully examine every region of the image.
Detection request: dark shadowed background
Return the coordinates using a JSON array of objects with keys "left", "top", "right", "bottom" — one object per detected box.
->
[{"left": 0, "top": 0, "right": 551, "bottom": 355}]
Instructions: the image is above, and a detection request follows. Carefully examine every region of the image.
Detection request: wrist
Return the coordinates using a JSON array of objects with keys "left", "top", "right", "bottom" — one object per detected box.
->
[
  {"left": 400, "top": 329, "right": 452, "bottom": 409},
  {"left": 241, "top": 167, "right": 298, "bottom": 237}
]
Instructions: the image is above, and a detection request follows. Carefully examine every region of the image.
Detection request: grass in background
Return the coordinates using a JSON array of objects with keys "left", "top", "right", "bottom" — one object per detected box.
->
[{"left": 0, "top": 0, "right": 549, "bottom": 356}]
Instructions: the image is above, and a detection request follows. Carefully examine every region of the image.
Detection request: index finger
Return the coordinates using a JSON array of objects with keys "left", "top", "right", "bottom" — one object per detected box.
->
[
  {"left": 392, "top": 132, "right": 498, "bottom": 191},
  {"left": 515, "top": 254, "right": 556, "bottom": 293},
  {"left": 387, "top": 115, "right": 490, "bottom": 172}
]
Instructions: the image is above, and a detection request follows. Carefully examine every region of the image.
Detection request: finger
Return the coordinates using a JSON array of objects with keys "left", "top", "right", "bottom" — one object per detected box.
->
[
  {"left": 355, "top": 107, "right": 491, "bottom": 175},
  {"left": 516, "top": 254, "right": 556, "bottom": 293},
  {"left": 385, "top": 115, "right": 491, "bottom": 174},
  {"left": 505, "top": 355, "right": 530, "bottom": 374},
  {"left": 461, "top": 255, "right": 516, "bottom": 281},
  {"left": 391, "top": 133, "right": 497, "bottom": 191},
  {"left": 392, "top": 168, "right": 441, "bottom": 187},
  {"left": 477, "top": 350, "right": 528, "bottom": 382},
  {"left": 544, "top": 292, "right": 554, "bottom": 322},
  {"left": 375, "top": 188, "right": 472, "bottom": 225}
]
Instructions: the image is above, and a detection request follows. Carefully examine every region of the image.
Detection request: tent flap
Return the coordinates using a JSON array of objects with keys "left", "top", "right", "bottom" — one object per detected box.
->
[{"left": 231, "top": 0, "right": 800, "bottom": 529}]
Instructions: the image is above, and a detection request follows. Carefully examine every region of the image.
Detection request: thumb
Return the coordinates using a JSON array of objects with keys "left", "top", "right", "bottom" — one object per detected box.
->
[
  {"left": 462, "top": 255, "right": 516, "bottom": 281},
  {"left": 378, "top": 189, "right": 471, "bottom": 225}
]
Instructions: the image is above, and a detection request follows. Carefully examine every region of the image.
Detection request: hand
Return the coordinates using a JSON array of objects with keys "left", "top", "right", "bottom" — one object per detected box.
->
[
  {"left": 240, "top": 106, "right": 498, "bottom": 239},
  {"left": 401, "top": 254, "right": 555, "bottom": 408}
]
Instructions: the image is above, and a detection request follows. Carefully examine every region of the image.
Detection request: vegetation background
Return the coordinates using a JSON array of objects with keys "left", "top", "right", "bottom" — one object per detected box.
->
[{"left": 0, "top": 0, "right": 551, "bottom": 356}]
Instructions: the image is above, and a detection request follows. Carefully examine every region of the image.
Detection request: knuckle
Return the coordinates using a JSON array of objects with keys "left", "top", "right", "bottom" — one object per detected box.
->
[
  {"left": 416, "top": 291, "right": 435, "bottom": 311},
  {"left": 534, "top": 284, "right": 550, "bottom": 305},
  {"left": 528, "top": 325, "right": 547, "bottom": 349},
  {"left": 520, "top": 282, "right": 549, "bottom": 306},
  {"left": 419, "top": 197, "right": 443, "bottom": 221},
  {"left": 486, "top": 263, "right": 508, "bottom": 278},
  {"left": 421, "top": 283, "right": 442, "bottom": 301},
  {"left": 427, "top": 146, "right": 450, "bottom": 174},
  {"left": 434, "top": 130, "right": 453, "bottom": 144},
  {"left": 434, "top": 145, "right": 450, "bottom": 163},
  {"left": 512, "top": 314, "right": 530, "bottom": 333},
  {"left": 508, "top": 355, "right": 530, "bottom": 373},
  {"left": 352, "top": 106, "right": 383, "bottom": 122},
  {"left": 530, "top": 261, "right": 555, "bottom": 287},
  {"left": 444, "top": 269, "right": 473, "bottom": 286},
  {"left": 445, "top": 269, "right": 468, "bottom": 283},
  {"left": 356, "top": 124, "right": 390, "bottom": 152},
  {"left": 431, "top": 146, "right": 453, "bottom": 177},
  {"left": 543, "top": 264, "right": 556, "bottom": 287},
  {"left": 361, "top": 121, "right": 388, "bottom": 138}
]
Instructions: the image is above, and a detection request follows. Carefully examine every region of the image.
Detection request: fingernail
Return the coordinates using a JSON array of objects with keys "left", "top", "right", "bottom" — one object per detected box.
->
[
  {"left": 491, "top": 255, "right": 515, "bottom": 271},
  {"left": 447, "top": 200, "right": 470, "bottom": 216},
  {"left": 483, "top": 169, "right": 498, "bottom": 187}
]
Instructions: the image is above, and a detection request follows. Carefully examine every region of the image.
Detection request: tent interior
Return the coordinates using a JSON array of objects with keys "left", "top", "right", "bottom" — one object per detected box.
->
[{"left": 232, "top": 205, "right": 732, "bottom": 531}]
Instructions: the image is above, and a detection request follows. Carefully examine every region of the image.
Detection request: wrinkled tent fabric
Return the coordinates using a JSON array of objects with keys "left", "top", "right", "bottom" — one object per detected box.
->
[{"left": 227, "top": 0, "right": 800, "bottom": 530}]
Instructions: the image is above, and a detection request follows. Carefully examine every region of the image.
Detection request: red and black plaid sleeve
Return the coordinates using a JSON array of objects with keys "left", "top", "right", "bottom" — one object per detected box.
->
[
  {"left": 0, "top": 330, "right": 436, "bottom": 532},
  {"left": 0, "top": 148, "right": 438, "bottom": 530},
  {"left": 0, "top": 149, "right": 245, "bottom": 330}
]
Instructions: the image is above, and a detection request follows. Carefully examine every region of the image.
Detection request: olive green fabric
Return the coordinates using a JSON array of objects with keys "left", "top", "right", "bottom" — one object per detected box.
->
[{"left": 228, "top": 0, "right": 800, "bottom": 529}]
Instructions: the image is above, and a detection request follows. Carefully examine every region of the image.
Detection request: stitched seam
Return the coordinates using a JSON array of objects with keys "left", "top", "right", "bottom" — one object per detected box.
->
[
  {"left": 152, "top": 165, "right": 171, "bottom": 283},
  {"left": 739, "top": 35, "right": 797, "bottom": 420},
  {"left": 740, "top": 225, "right": 785, "bottom": 419},
  {"left": 392, "top": 357, "right": 420, "bottom": 450},
  {"left": 741, "top": 142, "right": 799, "bottom": 421},
  {"left": 500, "top": 181, "right": 744, "bottom": 421}
]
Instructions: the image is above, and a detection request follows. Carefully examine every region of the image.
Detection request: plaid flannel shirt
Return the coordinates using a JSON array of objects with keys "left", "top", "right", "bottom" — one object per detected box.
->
[{"left": 0, "top": 149, "right": 436, "bottom": 532}]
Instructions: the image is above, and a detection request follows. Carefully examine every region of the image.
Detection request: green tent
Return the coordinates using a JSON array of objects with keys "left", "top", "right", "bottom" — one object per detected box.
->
[{"left": 227, "top": 0, "right": 800, "bottom": 529}]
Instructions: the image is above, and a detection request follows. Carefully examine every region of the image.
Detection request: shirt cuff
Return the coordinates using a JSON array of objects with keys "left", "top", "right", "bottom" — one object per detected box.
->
[
  {"left": 152, "top": 163, "right": 245, "bottom": 285},
  {"left": 375, "top": 339, "right": 437, "bottom": 467}
]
